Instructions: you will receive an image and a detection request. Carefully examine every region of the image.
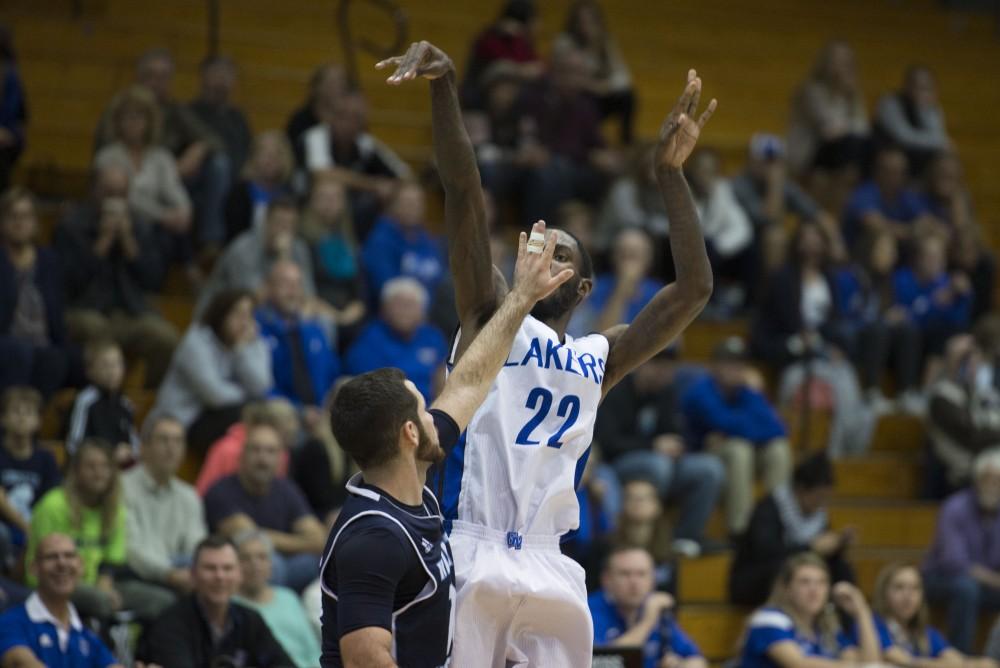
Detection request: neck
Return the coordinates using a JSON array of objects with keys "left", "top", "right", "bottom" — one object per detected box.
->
[
  {"left": 198, "top": 593, "right": 229, "bottom": 630},
  {"left": 76, "top": 488, "right": 102, "bottom": 508},
  {"left": 789, "top": 608, "right": 816, "bottom": 635},
  {"left": 241, "top": 583, "right": 270, "bottom": 603},
  {"left": 622, "top": 522, "right": 655, "bottom": 547},
  {"left": 38, "top": 591, "right": 71, "bottom": 627},
  {"left": 538, "top": 314, "right": 571, "bottom": 343},
  {"left": 142, "top": 463, "right": 172, "bottom": 487},
  {"left": 4, "top": 241, "right": 33, "bottom": 265},
  {"left": 362, "top": 459, "right": 428, "bottom": 506},
  {"left": 617, "top": 601, "right": 641, "bottom": 627},
  {"left": 3, "top": 433, "right": 32, "bottom": 458},
  {"left": 238, "top": 471, "right": 270, "bottom": 496}
]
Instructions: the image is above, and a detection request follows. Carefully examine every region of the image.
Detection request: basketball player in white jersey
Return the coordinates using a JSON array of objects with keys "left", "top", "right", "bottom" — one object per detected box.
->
[{"left": 378, "top": 40, "right": 716, "bottom": 667}]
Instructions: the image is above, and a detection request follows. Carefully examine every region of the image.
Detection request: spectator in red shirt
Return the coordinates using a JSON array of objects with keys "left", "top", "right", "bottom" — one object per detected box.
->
[{"left": 460, "top": 0, "right": 543, "bottom": 109}]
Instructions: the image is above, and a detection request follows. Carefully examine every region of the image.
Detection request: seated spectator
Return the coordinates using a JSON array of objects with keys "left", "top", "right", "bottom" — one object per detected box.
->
[
  {"left": 843, "top": 146, "right": 937, "bottom": 252},
  {"left": 894, "top": 234, "right": 972, "bottom": 369},
  {"left": 926, "top": 334, "right": 1000, "bottom": 497},
  {"left": 482, "top": 45, "right": 619, "bottom": 225},
  {"left": 200, "top": 196, "right": 316, "bottom": 314},
  {"left": 730, "top": 451, "right": 855, "bottom": 607},
  {"left": 195, "top": 399, "right": 294, "bottom": 497},
  {"left": 298, "top": 92, "right": 411, "bottom": 237},
  {"left": 570, "top": 227, "right": 664, "bottom": 336},
  {"left": 234, "top": 530, "right": 321, "bottom": 668},
  {"left": 924, "top": 153, "right": 996, "bottom": 321},
  {"left": 189, "top": 55, "right": 253, "bottom": 179},
  {"left": 0, "top": 187, "right": 73, "bottom": 398},
  {"left": 596, "top": 350, "right": 724, "bottom": 555},
  {"left": 96, "top": 48, "right": 230, "bottom": 250},
  {"left": 93, "top": 86, "right": 194, "bottom": 265},
  {"left": 360, "top": 182, "right": 445, "bottom": 307},
  {"left": 875, "top": 66, "right": 950, "bottom": 176},
  {"left": 737, "top": 553, "right": 880, "bottom": 667},
  {"left": 0, "top": 533, "right": 120, "bottom": 668},
  {"left": 923, "top": 448, "right": 1000, "bottom": 652},
  {"left": 121, "top": 414, "right": 206, "bottom": 607},
  {"left": 0, "top": 29, "right": 26, "bottom": 192},
  {"left": 686, "top": 148, "right": 755, "bottom": 311},
  {"left": 204, "top": 419, "right": 326, "bottom": 592},
  {"left": 285, "top": 62, "right": 348, "bottom": 150},
  {"left": 154, "top": 289, "right": 272, "bottom": 451},
  {"left": 590, "top": 546, "right": 706, "bottom": 668},
  {"left": 460, "top": 0, "right": 543, "bottom": 109},
  {"left": 138, "top": 535, "right": 293, "bottom": 667},
  {"left": 787, "top": 41, "right": 869, "bottom": 181},
  {"left": 872, "top": 563, "right": 995, "bottom": 667},
  {"left": 290, "top": 388, "right": 354, "bottom": 523},
  {"left": 224, "top": 130, "right": 295, "bottom": 243},
  {"left": 65, "top": 339, "right": 139, "bottom": 466},
  {"left": 552, "top": 0, "right": 635, "bottom": 144},
  {"left": 28, "top": 439, "right": 173, "bottom": 624},
  {"left": 0, "top": 387, "right": 59, "bottom": 565},
  {"left": 299, "top": 175, "right": 367, "bottom": 331},
  {"left": 344, "top": 278, "right": 447, "bottom": 402},
  {"left": 681, "top": 337, "right": 791, "bottom": 536},
  {"left": 596, "top": 143, "right": 670, "bottom": 253},
  {"left": 834, "top": 230, "right": 922, "bottom": 409},
  {"left": 56, "top": 164, "right": 177, "bottom": 388},
  {"left": 612, "top": 479, "right": 673, "bottom": 589},
  {"left": 257, "top": 261, "right": 340, "bottom": 409},
  {"left": 751, "top": 220, "right": 845, "bottom": 370}
]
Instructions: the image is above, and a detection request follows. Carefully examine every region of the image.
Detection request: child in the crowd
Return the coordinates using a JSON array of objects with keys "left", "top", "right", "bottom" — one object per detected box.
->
[
  {"left": 65, "top": 339, "right": 139, "bottom": 466},
  {"left": 0, "top": 387, "right": 60, "bottom": 566}
]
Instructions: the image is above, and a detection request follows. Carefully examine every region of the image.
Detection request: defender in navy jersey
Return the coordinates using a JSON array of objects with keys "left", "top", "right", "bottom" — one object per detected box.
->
[
  {"left": 379, "top": 39, "right": 717, "bottom": 666},
  {"left": 319, "top": 222, "right": 575, "bottom": 668}
]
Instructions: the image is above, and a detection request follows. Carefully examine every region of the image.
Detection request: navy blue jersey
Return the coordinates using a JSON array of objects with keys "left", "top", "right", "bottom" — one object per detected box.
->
[{"left": 320, "top": 412, "right": 459, "bottom": 668}]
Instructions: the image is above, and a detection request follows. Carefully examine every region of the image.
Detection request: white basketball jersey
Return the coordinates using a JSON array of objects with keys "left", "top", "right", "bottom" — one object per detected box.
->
[{"left": 435, "top": 315, "right": 609, "bottom": 537}]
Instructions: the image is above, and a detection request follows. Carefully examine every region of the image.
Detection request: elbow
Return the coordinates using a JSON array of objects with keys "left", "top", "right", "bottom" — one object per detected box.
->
[{"left": 680, "top": 275, "right": 714, "bottom": 314}]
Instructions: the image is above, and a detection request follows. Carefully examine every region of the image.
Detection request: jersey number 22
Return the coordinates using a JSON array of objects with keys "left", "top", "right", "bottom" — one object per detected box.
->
[{"left": 515, "top": 388, "right": 580, "bottom": 449}]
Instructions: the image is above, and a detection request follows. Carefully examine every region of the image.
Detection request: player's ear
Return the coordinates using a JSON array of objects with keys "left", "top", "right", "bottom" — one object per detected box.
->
[
  {"left": 576, "top": 276, "right": 594, "bottom": 302},
  {"left": 400, "top": 420, "right": 419, "bottom": 451}
]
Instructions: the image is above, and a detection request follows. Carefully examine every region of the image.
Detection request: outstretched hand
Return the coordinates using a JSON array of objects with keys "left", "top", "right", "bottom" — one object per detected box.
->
[
  {"left": 512, "top": 221, "right": 575, "bottom": 304},
  {"left": 655, "top": 69, "right": 717, "bottom": 172},
  {"left": 376, "top": 40, "right": 454, "bottom": 84}
]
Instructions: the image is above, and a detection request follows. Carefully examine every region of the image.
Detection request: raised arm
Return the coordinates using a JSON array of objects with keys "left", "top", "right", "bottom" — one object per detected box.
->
[
  {"left": 433, "top": 222, "right": 573, "bottom": 431},
  {"left": 601, "top": 71, "right": 717, "bottom": 397},
  {"left": 377, "top": 41, "right": 500, "bottom": 355}
]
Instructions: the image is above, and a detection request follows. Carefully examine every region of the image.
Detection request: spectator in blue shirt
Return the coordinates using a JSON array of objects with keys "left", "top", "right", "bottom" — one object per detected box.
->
[
  {"left": 569, "top": 227, "right": 663, "bottom": 337},
  {"left": 869, "top": 563, "right": 994, "bottom": 666},
  {"left": 681, "top": 337, "right": 791, "bottom": 536},
  {"left": 256, "top": 260, "right": 340, "bottom": 410},
  {"left": 360, "top": 182, "right": 446, "bottom": 307},
  {"left": 0, "top": 533, "right": 121, "bottom": 668},
  {"left": 893, "top": 234, "right": 972, "bottom": 363},
  {"left": 345, "top": 277, "right": 447, "bottom": 402},
  {"left": 589, "top": 546, "right": 706, "bottom": 668},
  {"left": 842, "top": 146, "right": 933, "bottom": 251},
  {"left": 738, "top": 552, "right": 880, "bottom": 668}
]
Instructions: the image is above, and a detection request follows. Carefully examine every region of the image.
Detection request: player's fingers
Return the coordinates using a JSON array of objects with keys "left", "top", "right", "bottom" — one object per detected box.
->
[
  {"left": 549, "top": 268, "right": 575, "bottom": 289},
  {"left": 375, "top": 56, "right": 403, "bottom": 70},
  {"left": 697, "top": 98, "right": 718, "bottom": 129},
  {"left": 517, "top": 231, "right": 527, "bottom": 262},
  {"left": 687, "top": 77, "right": 702, "bottom": 117}
]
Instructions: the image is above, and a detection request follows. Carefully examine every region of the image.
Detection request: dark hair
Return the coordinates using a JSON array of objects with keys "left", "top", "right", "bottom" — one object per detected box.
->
[
  {"left": 565, "top": 0, "right": 609, "bottom": 50},
  {"left": 193, "top": 535, "right": 237, "bottom": 566},
  {"left": 601, "top": 544, "right": 653, "bottom": 573},
  {"left": 200, "top": 288, "right": 255, "bottom": 346},
  {"left": 501, "top": 0, "right": 536, "bottom": 24},
  {"left": 267, "top": 193, "right": 300, "bottom": 218},
  {"left": 330, "top": 368, "right": 420, "bottom": 469},
  {"left": 793, "top": 451, "right": 835, "bottom": 490},
  {"left": 786, "top": 219, "right": 831, "bottom": 269},
  {"left": 550, "top": 226, "right": 594, "bottom": 279}
]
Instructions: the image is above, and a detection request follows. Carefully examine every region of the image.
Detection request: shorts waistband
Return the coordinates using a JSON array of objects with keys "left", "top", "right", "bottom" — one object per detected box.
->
[{"left": 450, "top": 520, "right": 561, "bottom": 552}]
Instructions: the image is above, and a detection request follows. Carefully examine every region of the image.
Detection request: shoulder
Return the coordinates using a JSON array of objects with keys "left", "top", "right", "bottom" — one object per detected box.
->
[
  {"left": 748, "top": 608, "right": 794, "bottom": 632},
  {"left": 204, "top": 474, "right": 241, "bottom": 500},
  {"left": 334, "top": 517, "right": 410, "bottom": 558},
  {"left": 34, "top": 487, "right": 66, "bottom": 512}
]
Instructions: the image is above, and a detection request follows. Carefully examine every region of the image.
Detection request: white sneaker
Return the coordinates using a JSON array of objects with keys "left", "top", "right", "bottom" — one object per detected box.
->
[
  {"left": 671, "top": 538, "right": 702, "bottom": 559},
  {"left": 865, "top": 389, "right": 894, "bottom": 416}
]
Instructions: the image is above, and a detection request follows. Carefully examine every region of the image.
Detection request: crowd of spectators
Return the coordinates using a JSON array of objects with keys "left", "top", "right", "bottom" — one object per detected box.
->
[{"left": 1, "top": 0, "right": 999, "bottom": 664}]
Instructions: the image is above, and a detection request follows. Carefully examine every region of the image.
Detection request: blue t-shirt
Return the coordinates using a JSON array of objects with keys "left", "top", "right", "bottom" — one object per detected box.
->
[
  {"left": 344, "top": 319, "right": 448, "bottom": 402},
  {"left": 842, "top": 181, "right": 930, "bottom": 247},
  {"left": 570, "top": 275, "right": 663, "bottom": 336},
  {"left": 0, "top": 442, "right": 61, "bottom": 546},
  {"left": 203, "top": 474, "right": 314, "bottom": 536},
  {"left": 845, "top": 615, "right": 950, "bottom": 657},
  {"left": 0, "top": 595, "right": 117, "bottom": 668},
  {"left": 892, "top": 268, "right": 971, "bottom": 329},
  {"left": 739, "top": 608, "right": 851, "bottom": 668},
  {"left": 361, "top": 217, "right": 446, "bottom": 303},
  {"left": 680, "top": 375, "right": 787, "bottom": 450},
  {"left": 589, "top": 591, "right": 700, "bottom": 668}
]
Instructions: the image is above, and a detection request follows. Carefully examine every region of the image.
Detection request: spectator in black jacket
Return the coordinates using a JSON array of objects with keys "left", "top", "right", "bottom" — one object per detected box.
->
[
  {"left": 595, "top": 351, "right": 724, "bottom": 556},
  {"left": 729, "top": 450, "right": 856, "bottom": 606},
  {"left": 223, "top": 131, "right": 295, "bottom": 243},
  {"left": 751, "top": 219, "right": 845, "bottom": 370},
  {"left": 189, "top": 55, "right": 253, "bottom": 179},
  {"left": 56, "top": 164, "right": 177, "bottom": 387},
  {"left": 0, "top": 187, "right": 72, "bottom": 398},
  {"left": 284, "top": 62, "right": 347, "bottom": 151},
  {"left": 139, "top": 535, "right": 294, "bottom": 667}
]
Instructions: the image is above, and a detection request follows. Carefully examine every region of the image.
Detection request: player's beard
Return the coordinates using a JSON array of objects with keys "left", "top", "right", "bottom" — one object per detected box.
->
[
  {"left": 530, "top": 273, "right": 581, "bottom": 323},
  {"left": 415, "top": 419, "right": 446, "bottom": 465}
]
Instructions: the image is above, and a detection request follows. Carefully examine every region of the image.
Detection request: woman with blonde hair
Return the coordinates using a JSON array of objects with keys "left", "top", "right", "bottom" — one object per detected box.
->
[
  {"left": 223, "top": 130, "right": 295, "bottom": 243},
  {"left": 738, "top": 552, "right": 880, "bottom": 668},
  {"left": 873, "top": 563, "right": 995, "bottom": 668},
  {"left": 94, "top": 85, "right": 192, "bottom": 238}
]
